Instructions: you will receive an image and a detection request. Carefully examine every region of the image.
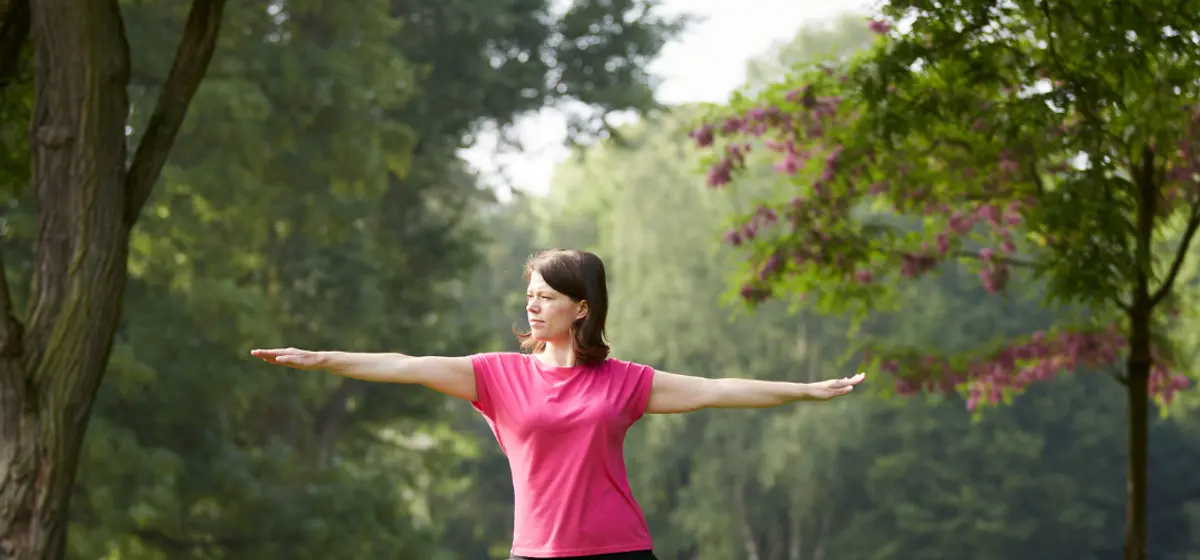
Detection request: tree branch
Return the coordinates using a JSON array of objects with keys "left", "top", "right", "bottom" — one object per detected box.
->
[
  {"left": 124, "top": 0, "right": 227, "bottom": 226},
  {"left": 1149, "top": 198, "right": 1200, "bottom": 307},
  {"left": 1113, "top": 293, "right": 1132, "bottom": 313},
  {"left": 1040, "top": 0, "right": 1069, "bottom": 79},
  {"left": 0, "top": 0, "right": 29, "bottom": 88},
  {"left": 1028, "top": 158, "right": 1047, "bottom": 196},
  {"left": 949, "top": 249, "right": 1035, "bottom": 268}
]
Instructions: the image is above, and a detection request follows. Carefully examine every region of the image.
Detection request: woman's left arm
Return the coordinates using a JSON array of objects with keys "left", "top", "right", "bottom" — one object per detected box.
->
[{"left": 645, "top": 370, "right": 866, "bottom": 414}]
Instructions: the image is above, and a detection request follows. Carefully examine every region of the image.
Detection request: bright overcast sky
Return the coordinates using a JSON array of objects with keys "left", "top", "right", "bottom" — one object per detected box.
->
[{"left": 460, "top": 0, "right": 875, "bottom": 196}]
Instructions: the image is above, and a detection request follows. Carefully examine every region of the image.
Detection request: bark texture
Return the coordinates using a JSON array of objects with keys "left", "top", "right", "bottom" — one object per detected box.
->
[{"left": 0, "top": 0, "right": 225, "bottom": 557}]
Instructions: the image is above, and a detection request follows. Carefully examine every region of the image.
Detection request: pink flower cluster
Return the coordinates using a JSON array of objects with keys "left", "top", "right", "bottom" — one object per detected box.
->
[
  {"left": 878, "top": 328, "right": 1190, "bottom": 410},
  {"left": 692, "top": 74, "right": 1033, "bottom": 298},
  {"left": 695, "top": 88, "right": 844, "bottom": 190},
  {"left": 723, "top": 205, "right": 778, "bottom": 247}
]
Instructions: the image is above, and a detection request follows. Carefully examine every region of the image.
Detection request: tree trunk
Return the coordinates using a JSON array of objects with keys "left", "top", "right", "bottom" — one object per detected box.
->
[
  {"left": 1124, "top": 269, "right": 1152, "bottom": 560},
  {"left": 733, "top": 483, "right": 761, "bottom": 560},
  {"left": 1123, "top": 146, "right": 1157, "bottom": 560},
  {"left": 0, "top": 0, "right": 133, "bottom": 556},
  {"left": 812, "top": 509, "right": 831, "bottom": 560},
  {"left": 787, "top": 504, "right": 802, "bottom": 560},
  {"left": 1124, "top": 340, "right": 1150, "bottom": 560},
  {"left": 0, "top": 0, "right": 225, "bottom": 556}
]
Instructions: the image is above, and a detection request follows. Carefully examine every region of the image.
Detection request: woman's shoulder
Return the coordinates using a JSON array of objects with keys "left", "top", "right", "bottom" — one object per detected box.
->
[
  {"left": 596, "top": 356, "right": 655, "bottom": 374},
  {"left": 473, "top": 351, "right": 524, "bottom": 358},
  {"left": 471, "top": 351, "right": 527, "bottom": 363}
]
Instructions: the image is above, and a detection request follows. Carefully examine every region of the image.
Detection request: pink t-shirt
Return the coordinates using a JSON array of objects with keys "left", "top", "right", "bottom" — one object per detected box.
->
[{"left": 469, "top": 352, "right": 656, "bottom": 558}]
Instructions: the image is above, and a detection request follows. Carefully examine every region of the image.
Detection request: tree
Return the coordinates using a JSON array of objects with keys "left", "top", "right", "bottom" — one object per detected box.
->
[
  {"left": 530, "top": 103, "right": 1200, "bottom": 559},
  {"left": 0, "top": 0, "right": 226, "bottom": 557},
  {"left": 689, "top": 4, "right": 1200, "bottom": 559},
  {"left": 40, "top": 0, "right": 688, "bottom": 556}
]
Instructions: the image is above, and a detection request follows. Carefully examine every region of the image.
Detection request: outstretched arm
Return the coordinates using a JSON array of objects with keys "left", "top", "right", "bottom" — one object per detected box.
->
[
  {"left": 251, "top": 348, "right": 477, "bottom": 401},
  {"left": 646, "top": 370, "right": 865, "bottom": 414}
]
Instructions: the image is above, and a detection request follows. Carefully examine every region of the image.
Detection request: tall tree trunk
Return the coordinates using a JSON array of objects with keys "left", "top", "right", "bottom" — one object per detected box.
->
[
  {"left": 1124, "top": 330, "right": 1150, "bottom": 560},
  {"left": 0, "top": 0, "right": 133, "bottom": 556},
  {"left": 812, "top": 509, "right": 831, "bottom": 560},
  {"left": 733, "top": 483, "right": 761, "bottom": 560},
  {"left": 1123, "top": 146, "right": 1157, "bottom": 560},
  {"left": 787, "top": 501, "right": 802, "bottom": 560},
  {"left": 1124, "top": 135, "right": 1200, "bottom": 560},
  {"left": 0, "top": 0, "right": 225, "bottom": 556}
]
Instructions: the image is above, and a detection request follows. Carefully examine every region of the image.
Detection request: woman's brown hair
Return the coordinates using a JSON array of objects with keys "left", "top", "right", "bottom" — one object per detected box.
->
[{"left": 514, "top": 249, "right": 611, "bottom": 365}]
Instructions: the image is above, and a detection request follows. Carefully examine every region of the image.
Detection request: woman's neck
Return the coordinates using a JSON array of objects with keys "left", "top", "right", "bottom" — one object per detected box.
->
[{"left": 537, "top": 341, "right": 576, "bottom": 367}]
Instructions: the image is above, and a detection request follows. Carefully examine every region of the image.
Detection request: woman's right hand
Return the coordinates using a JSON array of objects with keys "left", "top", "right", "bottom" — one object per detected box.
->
[{"left": 251, "top": 347, "right": 326, "bottom": 370}]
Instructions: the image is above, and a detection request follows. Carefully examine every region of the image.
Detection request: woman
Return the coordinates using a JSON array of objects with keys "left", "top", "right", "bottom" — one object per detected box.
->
[{"left": 252, "top": 248, "right": 865, "bottom": 560}]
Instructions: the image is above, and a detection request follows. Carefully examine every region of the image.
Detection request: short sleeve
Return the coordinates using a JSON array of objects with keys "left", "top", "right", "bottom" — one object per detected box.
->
[
  {"left": 620, "top": 361, "right": 657, "bottom": 424},
  {"left": 469, "top": 353, "right": 500, "bottom": 420}
]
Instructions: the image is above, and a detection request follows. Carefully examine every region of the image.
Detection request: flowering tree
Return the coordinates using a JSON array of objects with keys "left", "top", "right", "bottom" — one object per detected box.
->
[{"left": 690, "top": 4, "right": 1200, "bottom": 560}]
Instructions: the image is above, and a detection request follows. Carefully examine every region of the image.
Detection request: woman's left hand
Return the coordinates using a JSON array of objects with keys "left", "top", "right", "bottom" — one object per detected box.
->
[{"left": 805, "top": 373, "right": 866, "bottom": 400}]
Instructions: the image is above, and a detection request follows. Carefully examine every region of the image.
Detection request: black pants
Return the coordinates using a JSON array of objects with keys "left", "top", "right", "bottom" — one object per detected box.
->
[{"left": 511, "top": 551, "right": 657, "bottom": 560}]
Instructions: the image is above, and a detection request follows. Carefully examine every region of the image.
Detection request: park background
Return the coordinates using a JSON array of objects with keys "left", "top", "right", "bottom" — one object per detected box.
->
[{"left": 4, "top": 0, "right": 1200, "bottom": 559}]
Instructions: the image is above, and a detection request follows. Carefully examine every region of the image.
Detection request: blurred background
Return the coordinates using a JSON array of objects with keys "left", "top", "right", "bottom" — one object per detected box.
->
[{"left": 9, "top": 0, "right": 1200, "bottom": 558}]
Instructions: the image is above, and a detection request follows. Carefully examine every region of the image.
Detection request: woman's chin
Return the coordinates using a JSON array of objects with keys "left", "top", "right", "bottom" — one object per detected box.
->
[{"left": 529, "top": 329, "right": 562, "bottom": 343}]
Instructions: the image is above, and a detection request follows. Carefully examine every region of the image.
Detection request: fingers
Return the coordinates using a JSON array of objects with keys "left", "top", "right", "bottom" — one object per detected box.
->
[
  {"left": 827, "top": 372, "right": 866, "bottom": 388},
  {"left": 251, "top": 347, "right": 297, "bottom": 358},
  {"left": 250, "top": 348, "right": 308, "bottom": 367},
  {"left": 817, "top": 373, "right": 867, "bottom": 400}
]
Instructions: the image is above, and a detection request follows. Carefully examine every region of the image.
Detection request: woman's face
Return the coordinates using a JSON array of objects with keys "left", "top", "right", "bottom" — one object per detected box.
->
[{"left": 525, "top": 271, "right": 586, "bottom": 343}]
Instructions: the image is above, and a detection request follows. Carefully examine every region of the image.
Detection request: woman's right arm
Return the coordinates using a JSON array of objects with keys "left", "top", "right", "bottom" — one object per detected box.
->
[{"left": 250, "top": 348, "right": 477, "bottom": 401}]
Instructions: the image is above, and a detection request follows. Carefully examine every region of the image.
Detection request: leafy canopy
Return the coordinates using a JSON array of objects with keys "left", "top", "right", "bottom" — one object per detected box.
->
[{"left": 688, "top": 2, "right": 1200, "bottom": 410}]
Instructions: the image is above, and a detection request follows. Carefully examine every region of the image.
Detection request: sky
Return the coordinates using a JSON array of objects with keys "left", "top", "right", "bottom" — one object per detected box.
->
[{"left": 459, "top": 0, "right": 874, "bottom": 197}]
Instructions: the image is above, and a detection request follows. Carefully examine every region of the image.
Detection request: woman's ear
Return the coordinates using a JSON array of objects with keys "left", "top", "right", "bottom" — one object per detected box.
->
[{"left": 575, "top": 300, "right": 589, "bottom": 321}]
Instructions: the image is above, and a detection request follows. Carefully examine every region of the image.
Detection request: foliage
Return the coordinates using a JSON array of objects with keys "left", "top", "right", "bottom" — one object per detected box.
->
[
  {"left": 689, "top": 5, "right": 1200, "bottom": 558},
  {"left": 33, "top": 0, "right": 690, "bottom": 558},
  {"left": 31, "top": 6, "right": 1200, "bottom": 560},
  {"left": 688, "top": 2, "right": 1200, "bottom": 408},
  {"left": 532, "top": 103, "right": 1200, "bottom": 560}
]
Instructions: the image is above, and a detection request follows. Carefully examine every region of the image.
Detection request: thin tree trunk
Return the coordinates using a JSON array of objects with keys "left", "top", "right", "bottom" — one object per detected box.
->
[
  {"left": 1124, "top": 343, "right": 1149, "bottom": 560},
  {"left": 787, "top": 503, "right": 802, "bottom": 560},
  {"left": 734, "top": 483, "right": 761, "bottom": 560},
  {"left": 0, "top": 0, "right": 225, "bottom": 556},
  {"left": 791, "top": 319, "right": 810, "bottom": 560},
  {"left": 812, "top": 513, "right": 831, "bottom": 560},
  {"left": 1124, "top": 137, "right": 1200, "bottom": 560},
  {"left": 1123, "top": 146, "right": 1158, "bottom": 560}
]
